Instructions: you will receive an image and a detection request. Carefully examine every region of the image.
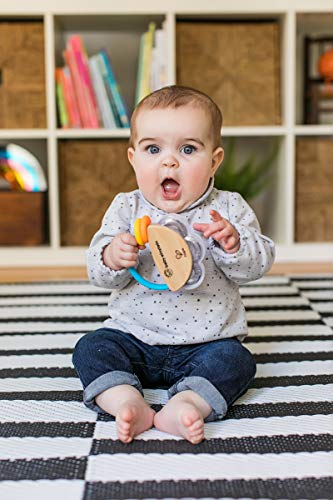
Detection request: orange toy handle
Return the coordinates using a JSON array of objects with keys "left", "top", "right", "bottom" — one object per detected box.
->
[{"left": 133, "top": 215, "right": 151, "bottom": 246}]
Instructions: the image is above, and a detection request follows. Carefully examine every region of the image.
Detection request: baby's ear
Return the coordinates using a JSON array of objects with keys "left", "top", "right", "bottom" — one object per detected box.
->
[
  {"left": 211, "top": 147, "right": 224, "bottom": 175},
  {"left": 127, "top": 147, "right": 135, "bottom": 168}
]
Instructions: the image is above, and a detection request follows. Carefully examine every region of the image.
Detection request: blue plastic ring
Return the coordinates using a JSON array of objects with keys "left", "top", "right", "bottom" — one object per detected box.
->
[{"left": 128, "top": 267, "right": 169, "bottom": 290}]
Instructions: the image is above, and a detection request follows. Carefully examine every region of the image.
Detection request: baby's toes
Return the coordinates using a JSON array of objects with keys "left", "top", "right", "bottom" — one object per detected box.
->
[
  {"left": 189, "top": 433, "right": 204, "bottom": 444},
  {"left": 116, "top": 412, "right": 133, "bottom": 442},
  {"left": 189, "top": 423, "right": 204, "bottom": 443},
  {"left": 118, "top": 419, "right": 130, "bottom": 431},
  {"left": 120, "top": 433, "right": 133, "bottom": 443},
  {"left": 117, "top": 424, "right": 132, "bottom": 443},
  {"left": 188, "top": 418, "right": 203, "bottom": 432},
  {"left": 181, "top": 411, "right": 204, "bottom": 443}
]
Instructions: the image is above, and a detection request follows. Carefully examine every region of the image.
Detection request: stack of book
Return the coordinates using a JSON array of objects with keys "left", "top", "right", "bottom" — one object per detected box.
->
[
  {"left": 55, "top": 35, "right": 129, "bottom": 129},
  {"left": 135, "top": 21, "right": 167, "bottom": 105}
]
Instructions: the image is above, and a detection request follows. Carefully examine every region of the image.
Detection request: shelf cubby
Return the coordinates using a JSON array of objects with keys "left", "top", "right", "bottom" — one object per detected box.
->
[{"left": 54, "top": 14, "right": 166, "bottom": 122}]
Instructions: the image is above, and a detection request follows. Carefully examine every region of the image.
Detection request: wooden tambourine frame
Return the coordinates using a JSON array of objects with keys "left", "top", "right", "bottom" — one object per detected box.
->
[{"left": 129, "top": 216, "right": 205, "bottom": 292}]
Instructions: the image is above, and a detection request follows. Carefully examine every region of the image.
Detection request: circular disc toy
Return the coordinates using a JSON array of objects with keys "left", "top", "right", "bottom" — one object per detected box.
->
[{"left": 129, "top": 215, "right": 205, "bottom": 292}]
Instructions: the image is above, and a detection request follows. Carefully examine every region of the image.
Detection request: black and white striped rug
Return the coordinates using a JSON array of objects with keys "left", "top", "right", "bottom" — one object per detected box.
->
[{"left": 0, "top": 275, "right": 332, "bottom": 500}]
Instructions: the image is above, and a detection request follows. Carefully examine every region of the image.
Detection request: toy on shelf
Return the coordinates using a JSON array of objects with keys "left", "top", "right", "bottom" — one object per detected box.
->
[
  {"left": 129, "top": 215, "right": 205, "bottom": 292},
  {"left": 318, "top": 48, "right": 333, "bottom": 92},
  {"left": 0, "top": 144, "right": 47, "bottom": 192}
]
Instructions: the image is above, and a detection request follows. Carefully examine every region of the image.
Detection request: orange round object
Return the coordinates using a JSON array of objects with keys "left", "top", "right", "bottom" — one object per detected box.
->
[
  {"left": 133, "top": 218, "right": 145, "bottom": 245},
  {"left": 318, "top": 49, "right": 333, "bottom": 81},
  {"left": 140, "top": 215, "right": 151, "bottom": 244}
]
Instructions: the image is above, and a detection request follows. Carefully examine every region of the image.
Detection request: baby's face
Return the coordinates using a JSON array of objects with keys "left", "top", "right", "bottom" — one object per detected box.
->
[{"left": 128, "top": 105, "right": 224, "bottom": 213}]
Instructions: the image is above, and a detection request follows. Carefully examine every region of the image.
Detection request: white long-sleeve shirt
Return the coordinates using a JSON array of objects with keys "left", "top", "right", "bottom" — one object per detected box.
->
[{"left": 86, "top": 180, "right": 275, "bottom": 345}]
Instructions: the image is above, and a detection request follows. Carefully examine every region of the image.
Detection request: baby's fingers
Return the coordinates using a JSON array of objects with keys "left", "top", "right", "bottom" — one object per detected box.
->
[
  {"left": 121, "top": 233, "right": 138, "bottom": 247},
  {"left": 210, "top": 209, "right": 225, "bottom": 223},
  {"left": 211, "top": 226, "right": 233, "bottom": 242},
  {"left": 120, "top": 251, "right": 139, "bottom": 266},
  {"left": 201, "top": 220, "right": 227, "bottom": 239},
  {"left": 222, "top": 234, "right": 240, "bottom": 253},
  {"left": 193, "top": 222, "right": 210, "bottom": 233}
]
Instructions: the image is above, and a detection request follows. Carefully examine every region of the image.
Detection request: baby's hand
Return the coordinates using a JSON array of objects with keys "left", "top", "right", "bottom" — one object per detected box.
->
[
  {"left": 193, "top": 210, "right": 240, "bottom": 254},
  {"left": 103, "top": 233, "right": 144, "bottom": 270}
]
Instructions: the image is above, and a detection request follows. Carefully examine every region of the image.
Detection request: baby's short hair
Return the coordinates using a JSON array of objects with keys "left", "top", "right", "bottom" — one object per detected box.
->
[{"left": 130, "top": 85, "right": 223, "bottom": 148}]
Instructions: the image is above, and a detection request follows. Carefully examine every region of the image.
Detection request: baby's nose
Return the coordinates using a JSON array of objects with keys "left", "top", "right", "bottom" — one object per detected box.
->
[{"left": 162, "top": 155, "right": 179, "bottom": 167}]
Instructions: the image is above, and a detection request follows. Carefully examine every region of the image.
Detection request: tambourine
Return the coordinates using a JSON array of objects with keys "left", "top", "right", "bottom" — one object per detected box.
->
[{"left": 128, "top": 215, "right": 205, "bottom": 292}]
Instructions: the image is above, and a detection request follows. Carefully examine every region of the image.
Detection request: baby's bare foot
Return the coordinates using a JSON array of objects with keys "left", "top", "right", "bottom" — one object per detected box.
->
[
  {"left": 154, "top": 401, "right": 205, "bottom": 444},
  {"left": 116, "top": 403, "right": 155, "bottom": 443}
]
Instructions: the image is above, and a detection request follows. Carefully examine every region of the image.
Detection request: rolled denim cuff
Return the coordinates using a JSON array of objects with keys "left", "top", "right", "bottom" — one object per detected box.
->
[
  {"left": 168, "top": 375, "right": 228, "bottom": 422},
  {"left": 83, "top": 370, "right": 143, "bottom": 413}
]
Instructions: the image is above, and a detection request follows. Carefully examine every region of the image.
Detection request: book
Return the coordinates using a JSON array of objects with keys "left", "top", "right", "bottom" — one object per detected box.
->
[
  {"left": 55, "top": 68, "right": 69, "bottom": 128},
  {"left": 69, "top": 35, "right": 100, "bottom": 128},
  {"left": 150, "top": 22, "right": 167, "bottom": 92},
  {"left": 95, "top": 52, "right": 121, "bottom": 127},
  {"left": 89, "top": 54, "right": 117, "bottom": 129},
  {"left": 63, "top": 47, "right": 91, "bottom": 127},
  {"left": 100, "top": 49, "right": 129, "bottom": 128},
  {"left": 135, "top": 22, "right": 156, "bottom": 104},
  {"left": 61, "top": 67, "right": 82, "bottom": 128},
  {"left": 63, "top": 36, "right": 99, "bottom": 128},
  {"left": 142, "top": 22, "right": 156, "bottom": 97}
]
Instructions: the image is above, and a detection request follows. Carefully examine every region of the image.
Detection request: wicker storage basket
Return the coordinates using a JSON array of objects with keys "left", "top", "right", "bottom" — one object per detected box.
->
[
  {"left": 176, "top": 21, "right": 281, "bottom": 126},
  {"left": 0, "top": 20, "right": 46, "bottom": 128},
  {"left": 295, "top": 138, "right": 333, "bottom": 242},
  {"left": 58, "top": 140, "right": 137, "bottom": 246},
  {"left": 0, "top": 191, "right": 46, "bottom": 245}
]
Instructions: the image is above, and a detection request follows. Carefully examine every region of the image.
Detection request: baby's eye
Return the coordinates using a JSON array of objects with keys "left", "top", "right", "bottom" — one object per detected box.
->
[
  {"left": 181, "top": 145, "right": 197, "bottom": 155},
  {"left": 147, "top": 145, "right": 160, "bottom": 154}
]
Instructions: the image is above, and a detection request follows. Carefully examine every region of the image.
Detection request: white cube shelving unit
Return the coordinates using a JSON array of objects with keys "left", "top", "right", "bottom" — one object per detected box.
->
[{"left": 0, "top": 0, "right": 332, "bottom": 266}]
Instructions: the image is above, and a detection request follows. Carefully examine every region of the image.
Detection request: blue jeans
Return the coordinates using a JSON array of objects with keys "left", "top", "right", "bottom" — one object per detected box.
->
[{"left": 72, "top": 328, "right": 256, "bottom": 422}]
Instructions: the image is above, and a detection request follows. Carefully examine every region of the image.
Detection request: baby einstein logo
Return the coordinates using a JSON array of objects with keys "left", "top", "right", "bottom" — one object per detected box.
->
[{"left": 154, "top": 240, "right": 173, "bottom": 278}]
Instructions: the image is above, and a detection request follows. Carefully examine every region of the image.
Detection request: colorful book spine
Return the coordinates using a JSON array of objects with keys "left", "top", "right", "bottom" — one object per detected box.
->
[
  {"left": 89, "top": 55, "right": 117, "bottom": 129},
  {"left": 135, "top": 22, "right": 156, "bottom": 104},
  {"left": 100, "top": 49, "right": 129, "bottom": 128},
  {"left": 142, "top": 22, "right": 156, "bottom": 98},
  {"left": 63, "top": 47, "right": 91, "bottom": 128},
  {"left": 55, "top": 68, "right": 69, "bottom": 128},
  {"left": 61, "top": 67, "right": 82, "bottom": 128},
  {"left": 96, "top": 52, "right": 121, "bottom": 127},
  {"left": 69, "top": 35, "right": 100, "bottom": 128}
]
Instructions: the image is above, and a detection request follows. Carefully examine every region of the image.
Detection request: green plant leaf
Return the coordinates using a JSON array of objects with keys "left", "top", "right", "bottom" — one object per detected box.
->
[{"left": 214, "top": 138, "right": 279, "bottom": 200}]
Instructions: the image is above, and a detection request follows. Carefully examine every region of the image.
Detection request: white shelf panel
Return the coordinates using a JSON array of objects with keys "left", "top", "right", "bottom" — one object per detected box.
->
[
  {"left": 3, "top": 0, "right": 333, "bottom": 15},
  {"left": 56, "top": 128, "right": 130, "bottom": 139},
  {"left": 1, "top": 247, "right": 87, "bottom": 267},
  {"left": 55, "top": 127, "right": 288, "bottom": 139},
  {"left": 276, "top": 243, "right": 333, "bottom": 263},
  {"left": 294, "top": 125, "right": 333, "bottom": 136},
  {"left": 222, "top": 126, "right": 287, "bottom": 137},
  {"left": 1, "top": 244, "right": 332, "bottom": 267},
  {"left": 0, "top": 130, "right": 49, "bottom": 139}
]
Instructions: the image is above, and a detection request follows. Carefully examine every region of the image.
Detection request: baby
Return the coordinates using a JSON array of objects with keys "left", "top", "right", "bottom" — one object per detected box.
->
[{"left": 73, "top": 85, "right": 275, "bottom": 444}]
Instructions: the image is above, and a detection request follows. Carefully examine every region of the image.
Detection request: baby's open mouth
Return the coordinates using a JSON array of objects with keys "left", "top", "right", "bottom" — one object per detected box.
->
[{"left": 161, "top": 178, "right": 180, "bottom": 199}]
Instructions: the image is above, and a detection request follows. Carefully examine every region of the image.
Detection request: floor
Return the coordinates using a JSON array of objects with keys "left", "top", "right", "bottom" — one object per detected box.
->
[{"left": 1, "top": 274, "right": 332, "bottom": 499}]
